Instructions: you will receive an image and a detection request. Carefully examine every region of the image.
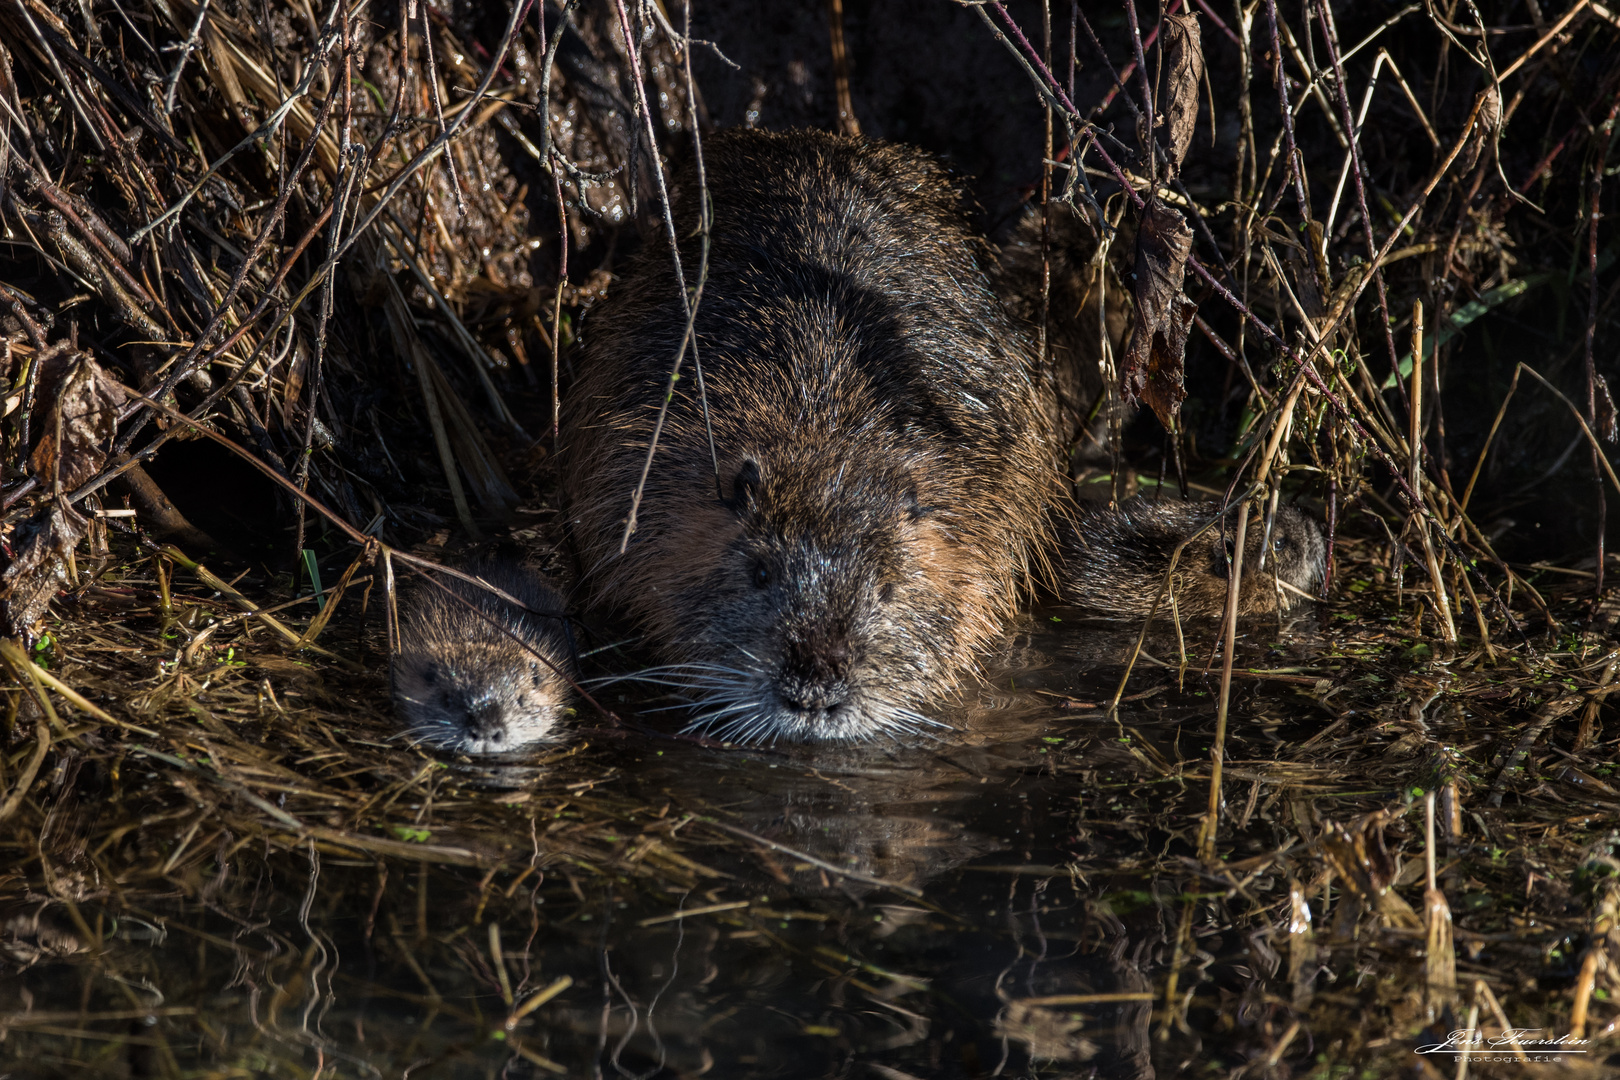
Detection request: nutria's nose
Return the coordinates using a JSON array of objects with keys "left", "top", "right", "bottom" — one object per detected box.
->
[
  {"left": 465, "top": 699, "right": 506, "bottom": 742},
  {"left": 783, "top": 634, "right": 851, "bottom": 681},
  {"left": 780, "top": 634, "right": 851, "bottom": 713},
  {"left": 781, "top": 688, "right": 848, "bottom": 714}
]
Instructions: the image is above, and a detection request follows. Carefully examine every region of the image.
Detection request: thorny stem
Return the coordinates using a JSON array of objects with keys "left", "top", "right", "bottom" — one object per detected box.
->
[
  {"left": 295, "top": 0, "right": 361, "bottom": 558},
  {"left": 161, "top": 0, "right": 210, "bottom": 115},
  {"left": 1261, "top": 0, "right": 1319, "bottom": 297},
  {"left": 676, "top": 0, "right": 721, "bottom": 504},
  {"left": 538, "top": 0, "right": 579, "bottom": 451},
  {"left": 550, "top": 166, "right": 567, "bottom": 450},
  {"left": 1121, "top": 0, "right": 1157, "bottom": 183},
  {"left": 536, "top": 0, "right": 580, "bottom": 168},
  {"left": 991, "top": 3, "right": 1076, "bottom": 113},
  {"left": 418, "top": 0, "right": 466, "bottom": 213}
]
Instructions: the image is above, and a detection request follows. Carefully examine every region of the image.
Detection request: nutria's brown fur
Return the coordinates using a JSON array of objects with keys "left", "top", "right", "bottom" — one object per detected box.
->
[
  {"left": 392, "top": 562, "right": 576, "bottom": 755},
  {"left": 1059, "top": 500, "right": 1325, "bottom": 619},
  {"left": 561, "top": 129, "right": 1063, "bottom": 744}
]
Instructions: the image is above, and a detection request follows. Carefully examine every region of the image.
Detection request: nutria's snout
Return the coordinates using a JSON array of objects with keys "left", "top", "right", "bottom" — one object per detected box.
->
[
  {"left": 391, "top": 562, "right": 576, "bottom": 756},
  {"left": 778, "top": 631, "right": 853, "bottom": 714}
]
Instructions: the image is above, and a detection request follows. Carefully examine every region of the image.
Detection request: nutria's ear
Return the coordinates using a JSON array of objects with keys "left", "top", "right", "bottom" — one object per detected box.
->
[
  {"left": 727, "top": 459, "right": 762, "bottom": 512},
  {"left": 904, "top": 486, "right": 931, "bottom": 521}
]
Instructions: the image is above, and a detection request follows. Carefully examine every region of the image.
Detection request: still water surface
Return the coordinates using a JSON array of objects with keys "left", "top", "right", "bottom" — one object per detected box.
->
[{"left": 4, "top": 610, "right": 1347, "bottom": 1077}]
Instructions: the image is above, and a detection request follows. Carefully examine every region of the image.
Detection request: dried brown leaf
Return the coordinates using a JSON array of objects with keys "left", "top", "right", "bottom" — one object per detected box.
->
[
  {"left": 1458, "top": 84, "right": 1502, "bottom": 174},
  {"left": 1121, "top": 200, "right": 1195, "bottom": 432},
  {"left": 1595, "top": 373, "right": 1616, "bottom": 443},
  {"left": 1, "top": 502, "right": 88, "bottom": 636},
  {"left": 28, "top": 352, "right": 127, "bottom": 492},
  {"left": 1319, "top": 813, "right": 1423, "bottom": 929},
  {"left": 1161, "top": 11, "right": 1203, "bottom": 173}
]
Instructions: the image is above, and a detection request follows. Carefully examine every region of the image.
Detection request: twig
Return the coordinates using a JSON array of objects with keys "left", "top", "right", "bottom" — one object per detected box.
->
[
  {"left": 162, "top": 0, "right": 211, "bottom": 115},
  {"left": 707, "top": 821, "right": 924, "bottom": 899},
  {"left": 614, "top": 0, "right": 720, "bottom": 551},
  {"left": 1409, "top": 302, "right": 1457, "bottom": 642},
  {"left": 1582, "top": 97, "right": 1617, "bottom": 605},
  {"left": 1317, "top": 2, "right": 1404, "bottom": 394}
]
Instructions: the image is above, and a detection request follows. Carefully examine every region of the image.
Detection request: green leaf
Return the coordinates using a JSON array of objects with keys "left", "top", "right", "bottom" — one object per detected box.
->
[
  {"left": 301, "top": 549, "right": 325, "bottom": 611},
  {"left": 1382, "top": 274, "right": 1553, "bottom": 388}
]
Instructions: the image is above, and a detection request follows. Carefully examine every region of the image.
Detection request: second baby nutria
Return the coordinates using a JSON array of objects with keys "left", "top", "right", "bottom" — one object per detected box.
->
[
  {"left": 391, "top": 562, "right": 576, "bottom": 755},
  {"left": 562, "top": 129, "right": 1064, "bottom": 744},
  {"left": 1060, "top": 500, "right": 1326, "bottom": 620}
]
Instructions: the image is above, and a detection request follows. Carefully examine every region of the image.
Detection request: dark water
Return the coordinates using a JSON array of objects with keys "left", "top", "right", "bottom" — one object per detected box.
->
[{"left": 0, "top": 608, "right": 1415, "bottom": 1079}]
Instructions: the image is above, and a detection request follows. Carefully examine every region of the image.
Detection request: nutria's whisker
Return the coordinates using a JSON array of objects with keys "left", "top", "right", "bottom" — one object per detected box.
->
[
  {"left": 588, "top": 663, "right": 763, "bottom": 692},
  {"left": 888, "top": 708, "right": 951, "bottom": 735}
]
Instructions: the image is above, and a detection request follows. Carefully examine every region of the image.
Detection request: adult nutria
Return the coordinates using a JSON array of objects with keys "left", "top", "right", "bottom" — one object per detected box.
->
[
  {"left": 1059, "top": 500, "right": 1326, "bottom": 620},
  {"left": 391, "top": 562, "right": 576, "bottom": 755},
  {"left": 561, "top": 129, "right": 1063, "bottom": 744}
]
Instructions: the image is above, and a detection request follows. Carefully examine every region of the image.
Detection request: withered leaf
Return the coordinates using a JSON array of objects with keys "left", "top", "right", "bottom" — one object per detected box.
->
[
  {"left": 1458, "top": 85, "right": 1502, "bottom": 175},
  {"left": 1121, "top": 199, "right": 1196, "bottom": 432},
  {"left": 1, "top": 502, "right": 88, "bottom": 636},
  {"left": 1318, "top": 813, "right": 1422, "bottom": 930},
  {"left": 1595, "top": 373, "right": 1616, "bottom": 443},
  {"left": 995, "top": 1000, "right": 1099, "bottom": 1064},
  {"left": 1162, "top": 11, "right": 1204, "bottom": 173},
  {"left": 28, "top": 351, "right": 127, "bottom": 492}
]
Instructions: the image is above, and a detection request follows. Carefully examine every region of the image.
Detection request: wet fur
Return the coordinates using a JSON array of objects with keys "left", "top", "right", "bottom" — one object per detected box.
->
[
  {"left": 1060, "top": 500, "right": 1326, "bottom": 619},
  {"left": 391, "top": 563, "right": 576, "bottom": 755},
  {"left": 562, "top": 129, "right": 1063, "bottom": 743}
]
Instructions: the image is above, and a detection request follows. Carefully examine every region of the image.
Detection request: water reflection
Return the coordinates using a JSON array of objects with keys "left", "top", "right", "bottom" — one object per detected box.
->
[{"left": 2, "top": 611, "right": 1326, "bottom": 1078}]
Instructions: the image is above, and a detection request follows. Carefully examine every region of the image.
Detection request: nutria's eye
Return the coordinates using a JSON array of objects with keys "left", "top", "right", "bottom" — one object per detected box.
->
[
  {"left": 421, "top": 663, "right": 438, "bottom": 686},
  {"left": 1273, "top": 536, "right": 1289, "bottom": 553},
  {"left": 752, "top": 563, "right": 770, "bottom": 589},
  {"left": 878, "top": 581, "right": 896, "bottom": 603}
]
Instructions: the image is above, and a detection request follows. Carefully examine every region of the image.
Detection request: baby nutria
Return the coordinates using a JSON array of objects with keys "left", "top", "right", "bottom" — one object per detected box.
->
[
  {"left": 1060, "top": 500, "right": 1325, "bottom": 620},
  {"left": 562, "top": 129, "right": 1063, "bottom": 744},
  {"left": 392, "top": 561, "right": 576, "bottom": 755}
]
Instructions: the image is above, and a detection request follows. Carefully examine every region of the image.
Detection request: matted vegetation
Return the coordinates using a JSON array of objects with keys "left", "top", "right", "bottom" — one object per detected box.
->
[{"left": 0, "top": 0, "right": 1618, "bottom": 1076}]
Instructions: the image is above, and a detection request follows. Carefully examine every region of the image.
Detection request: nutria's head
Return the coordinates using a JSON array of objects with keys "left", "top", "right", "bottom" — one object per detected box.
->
[
  {"left": 623, "top": 437, "right": 997, "bottom": 744},
  {"left": 392, "top": 565, "right": 575, "bottom": 756},
  {"left": 1258, "top": 505, "right": 1327, "bottom": 594},
  {"left": 1217, "top": 505, "right": 1326, "bottom": 611}
]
